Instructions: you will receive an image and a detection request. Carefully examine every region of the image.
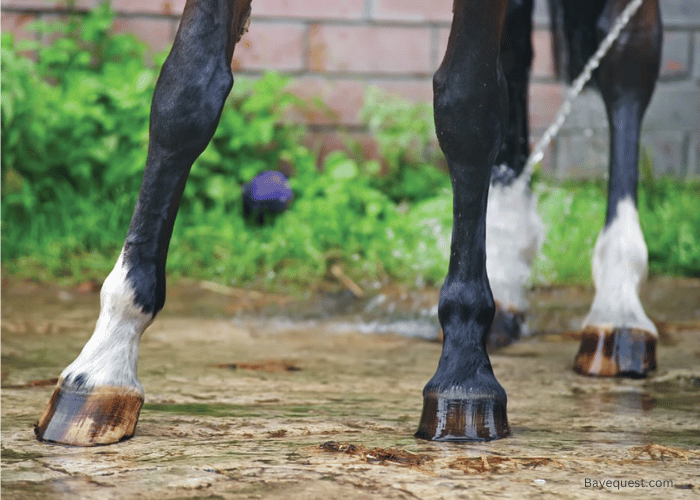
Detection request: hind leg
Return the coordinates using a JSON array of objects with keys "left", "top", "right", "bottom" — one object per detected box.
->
[
  {"left": 415, "top": 0, "right": 511, "bottom": 441},
  {"left": 35, "top": 0, "right": 252, "bottom": 446},
  {"left": 486, "top": 0, "right": 543, "bottom": 350},
  {"left": 573, "top": 0, "right": 661, "bottom": 377},
  {"left": 495, "top": 0, "right": 534, "bottom": 178}
]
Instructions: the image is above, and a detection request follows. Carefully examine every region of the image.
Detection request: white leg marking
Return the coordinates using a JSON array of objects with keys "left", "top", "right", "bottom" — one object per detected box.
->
[
  {"left": 61, "top": 251, "right": 154, "bottom": 393},
  {"left": 583, "top": 197, "right": 657, "bottom": 335},
  {"left": 486, "top": 170, "right": 544, "bottom": 312}
]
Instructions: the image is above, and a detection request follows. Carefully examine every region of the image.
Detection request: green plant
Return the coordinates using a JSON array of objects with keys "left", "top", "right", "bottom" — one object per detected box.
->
[
  {"left": 2, "top": 4, "right": 156, "bottom": 278},
  {"left": 360, "top": 87, "right": 449, "bottom": 203},
  {"left": 639, "top": 180, "right": 700, "bottom": 276},
  {"left": 1, "top": 4, "right": 449, "bottom": 288},
  {"left": 3, "top": 3, "right": 698, "bottom": 289},
  {"left": 532, "top": 181, "right": 605, "bottom": 284},
  {"left": 532, "top": 179, "right": 700, "bottom": 283}
]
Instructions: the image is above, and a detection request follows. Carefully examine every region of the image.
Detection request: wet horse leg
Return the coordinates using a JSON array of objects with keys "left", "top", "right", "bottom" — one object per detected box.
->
[
  {"left": 485, "top": 0, "right": 542, "bottom": 350},
  {"left": 416, "top": 0, "right": 511, "bottom": 441},
  {"left": 35, "top": 0, "right": 252, "bottom": 446},
  {"left": 574, "top": 0, "right": 661, "bottom": 377},
  {"left": 495, "top": 0, "right": 534, "bottom": 179}
]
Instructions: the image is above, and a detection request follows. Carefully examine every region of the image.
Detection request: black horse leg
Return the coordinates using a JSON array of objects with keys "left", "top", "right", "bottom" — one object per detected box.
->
[
  {"left": 574, "top": 0, "right": 661, "bottom": 377},
  {"left": 486, "top": 0, "right": 541, "bottom": 351},
  {"left": 495, "top": 0, "right": 534, "bottom": 180},
  {"left": 416, "top": 0, "right": 511, "bottom": 441},
  {"left": 35, "top": 0, "right": 252, "bottom": 446}
]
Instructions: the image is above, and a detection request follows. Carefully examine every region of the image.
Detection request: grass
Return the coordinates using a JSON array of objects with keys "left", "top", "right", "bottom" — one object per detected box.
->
[
  {"left": 2, "top": 7, "right": 699, "bottom": 290},
  {"left": 4, "top": 175, "right": 699, "bottom": 291}
]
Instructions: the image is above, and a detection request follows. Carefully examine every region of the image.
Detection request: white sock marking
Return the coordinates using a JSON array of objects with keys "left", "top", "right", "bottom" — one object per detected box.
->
[
  {"left": 61, "top": 251, "right": 153, "bottom": 392},
  {"left": 486, "top": 171, "right": 544, "bottom": 312},
  {"left": 583, "top": 197, "right": 657, "bottom": 335}
]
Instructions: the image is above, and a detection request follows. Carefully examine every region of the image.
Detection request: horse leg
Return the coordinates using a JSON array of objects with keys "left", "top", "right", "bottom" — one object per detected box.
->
[
  {"left": 415, "top": 0, "right": 511, "bottom": 441},
  {"left": 35, "top": 0, "right": 252, "bottom": 446},
  {"left": 486, "top": 0, "right": 543, "bottom": 350},
  {"left": 573, "top": 0, "right": 661, "bottom": 377},
  {"left": 495, "top": 0, "right": 534, "bottom": 179}
]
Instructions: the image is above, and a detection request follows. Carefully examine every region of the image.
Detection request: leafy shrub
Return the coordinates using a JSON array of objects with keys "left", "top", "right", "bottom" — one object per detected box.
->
[
  {"left": 2, "top": 2, "right": 698, "bottom": 289},
  {"left": 1, "top": 5, "right": 320, "bottom": 282},
  {"left": 0, "top": 4, "right": 453, "bottom": 288},
  {"left": 2, "top": 4, "right": 155, "bottom": 278},
  {"left": 533, "top": 180, "right": 700, "bottom": 283},
  {"left": 533, "top": 182, "right": 606, "bottom": 284},
  {"left": 639, "top": 180, "right": 700, "bottom": 276},
  {"left": 360, "top": 87, "right": 449, "bottom": 203}
]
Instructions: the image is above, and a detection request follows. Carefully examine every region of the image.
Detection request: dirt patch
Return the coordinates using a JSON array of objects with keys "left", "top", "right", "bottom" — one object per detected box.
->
[
  {"left": 210, "top": 360, "right": 302, "bottom": 373},
  {"left": 449, "top": 455, "right": 565, "bottom": 474},
  {"left": 319, "top": 441, "right": 432, "bottom": 467},
  {"left": 2, "top": 277, "right": 700, "bottom": 499}
]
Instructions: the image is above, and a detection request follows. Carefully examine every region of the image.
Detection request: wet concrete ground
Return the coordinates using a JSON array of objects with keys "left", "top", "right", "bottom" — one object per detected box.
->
[{"left": 2, "top": 276, "right": 700, "bottom": 499}]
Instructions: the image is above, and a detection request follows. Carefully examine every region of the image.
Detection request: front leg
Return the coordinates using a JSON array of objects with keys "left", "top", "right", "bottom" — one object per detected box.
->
[
  {"left": 415, "top": 0, "right": 511, "bottom": 441},
  {"left": 35, "top": 0, "right": 252, "bottom": 446}
]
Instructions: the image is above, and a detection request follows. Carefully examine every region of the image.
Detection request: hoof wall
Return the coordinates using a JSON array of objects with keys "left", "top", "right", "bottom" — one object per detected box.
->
[
  {"left": 35, "top": 384, "right": 143, "bottom": 446},
  {"left": 415, "top": 392, "right": 510, "bottom": 441},
  {"left": 488, "top": 304, "right": 525, "bottom": 351},
  {"left": 573, "top": 327, "right": 657, "bottom": 378}
]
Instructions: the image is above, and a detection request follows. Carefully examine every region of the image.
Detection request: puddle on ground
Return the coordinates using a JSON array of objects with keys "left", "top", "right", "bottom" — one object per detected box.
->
[{"left": 2, "top": 276, "right": 700, "bottom": 499}]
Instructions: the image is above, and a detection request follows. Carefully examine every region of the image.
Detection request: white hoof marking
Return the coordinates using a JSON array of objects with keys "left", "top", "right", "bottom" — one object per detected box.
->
[
  {"left": 583, "top": 198, "right": 657, "bottom": 335},
  {"left": 61, "top": 251, "right": 153, "bottom": 393},
  {"left": 486, "top": 172, "right": 544, "bottom": 312}
]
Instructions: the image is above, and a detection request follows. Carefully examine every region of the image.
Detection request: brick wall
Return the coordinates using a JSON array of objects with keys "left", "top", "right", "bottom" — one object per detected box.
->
[{"left": 3, "top": 0, "right": 699, "bottom": 178}]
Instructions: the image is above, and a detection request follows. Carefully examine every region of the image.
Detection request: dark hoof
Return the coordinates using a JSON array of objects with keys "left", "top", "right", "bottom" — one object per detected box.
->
[
  {"left": 573, "top": 327, "right": 657, "bottom": 378},
  {"left": 487, "top": 304, "right": 525, "bottom": 351},
  {"left": 35, "top": 383, "right": 143, "bottom": 446},
  {"left": 415, "top": 390, "right": 510, "bottom": 441}
]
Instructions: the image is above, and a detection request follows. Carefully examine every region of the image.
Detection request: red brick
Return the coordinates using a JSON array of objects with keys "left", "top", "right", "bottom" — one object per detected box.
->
[
  {"left": 368, "top": 78, "right": 433, "bottom": 103},
  {"left": 437, "top": 27, "right": 450, "bottom": 63},
  {"left": 440, "top": 27, "right": 556, "bottom": 81},
  {"left": 308, "top": 24, "right": 432, "bottom": 75},
  {"left": 287, "top": 77, "right": 367, "bottom": 125},
  {"left": 3, "top": 0, "right": 98, "bottom": 10},
  {"left": 304, "top": 130, "right": 382, "bottom": 167},
  {"left": 404, "top": 29, "right": 565, "bottom": 140},
  {"left": 113, "top": 17, "right": 176, "bottom": 61},
  {"left": 531, "top": 29, "right": 554, "bottom": 79},
  {"left": 232, "top": 22, "right": 305, "bottom": 72},
  {"left": 372, "top": 0, "right": 453, "bottom": 23},
  {"left": 1, "top": 11, "right": 39, "bottom": 43},
  {"left": 5, "top": 0, "right": 184, "bottom": 21},
  {"left": 253, "top": 0, "right": 364, "bottom": 20},
  {"left": 110, "top": 0, "right": 183, "bottom": 16},
  {"left": 287, "top": 77, "right": 433, "bottom": 128},
  {"left": 529, "top": 82, "right": 564, "bottom": 132}
]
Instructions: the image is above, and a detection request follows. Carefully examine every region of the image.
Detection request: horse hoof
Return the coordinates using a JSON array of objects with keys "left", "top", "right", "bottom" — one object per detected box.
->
[
  {"left": 415, "top": 390, "right": 510, "bottom": 441},
  {"left": 488, "top": 303, "right": 525, "bottom": 351},
  {"left": 573, "top": 326, "right": 657, "bottom": 378},
  {"left": 35, "top": 383, "right": 143, "bottom": 446}
]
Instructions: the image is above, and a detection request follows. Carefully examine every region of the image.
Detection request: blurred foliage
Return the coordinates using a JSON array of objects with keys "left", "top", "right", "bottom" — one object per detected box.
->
[
  {"left": 360, "top": 87, "right": 448, "bottom": 203},
  {"left": 0, "top": 4, "right": 451, "bottom": 288},
  {"left": 2, "top": 2, "right": 699, "bottom": 289},
  {"left": 2, "top": 3, "right": 155, "bottom": 279},
  {"left": 534, "top": 177, "right": 700, "bottom": 283}
]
